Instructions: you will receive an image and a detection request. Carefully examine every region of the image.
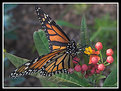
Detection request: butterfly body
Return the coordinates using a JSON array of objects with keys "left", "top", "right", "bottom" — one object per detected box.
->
[
  {"left": 66, "top": 40, "right": 78, "bottom": 55},
  {"left": 10, "top": 7, "right": 80, "bottom": 78}
]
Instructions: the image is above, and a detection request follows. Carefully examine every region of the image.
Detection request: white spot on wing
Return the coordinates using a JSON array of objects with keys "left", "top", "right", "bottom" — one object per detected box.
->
[{"left": 25, "top": 63, "right": 30, "bottom": 65}]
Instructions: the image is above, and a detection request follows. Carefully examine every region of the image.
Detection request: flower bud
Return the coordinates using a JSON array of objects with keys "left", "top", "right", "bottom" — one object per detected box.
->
[
  {"left": 94, "top": 64, "right": 98, "bottom": 69},
  {"left": 106, "top": 56, "right": 114, "bottom": 63},
  {"left": 96, "top": 69, "right": 100, "bottom": 74},
  {"left": 98, "top": 64, "right": 105, "bottom": 71},
  {"left": 106, "top": 49, "right": 114, "bottom": 56},
  {"left": 74, "top": 64, "right": 81, "bottom": 72},
  {"left": 90, "top": 68, "right": 95, "bottom": 74},
  {"left": 95, "top": 42, "right": 103, "bottom": 51},
  {"left": 91, "top": 57, "right": 98, "bottom": 64},
  {"left": 82, "top": 64, "right": 88, "bottom": 71},
  {"left": 88, "top": 65, "right": 92, "bottom": 70}
]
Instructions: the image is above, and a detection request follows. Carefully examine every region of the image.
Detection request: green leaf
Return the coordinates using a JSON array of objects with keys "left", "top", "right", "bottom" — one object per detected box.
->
[
  {"left": 69, "top": 73, "right": 91, "bottom": 87},
  {"left": 54, "top": 74, "right": 82, "bottom": 87},
  {"left": 53, "top": 73, "right": 91, "bottom": 87},
  {"left": 38, "top": 76, "right": 58, "bottom": 87},
  {"left": 81, "top": 15, "right": 87, "bottom": 30},
  {"left": 103, "top": 67, "right": 117, "bottom": 87},
  {"left": 33, "top": 29, "right": 50, "bottom": 56},
  {"left": 80, "top": 15, "right": 90, "bottom": 47},
  {"left": 56, "top": 20, "right": 80, "bottom": 30},
  {"left": 5, "top": 52, "right": 29, "bottom": 68},
  {"left": 5, "top": 52, "right": 53, "bottom": 86},
  {"left": 31, "top": 73, "right": 58, "bottom": 87},
  {"left": 95, "top": 75, "right": 106, "bottom": 85}
]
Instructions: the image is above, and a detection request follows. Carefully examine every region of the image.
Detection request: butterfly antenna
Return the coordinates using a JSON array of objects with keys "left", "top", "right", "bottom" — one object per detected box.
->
[{"left": 78, "top": 44, "right": 87, "bottom": 50}]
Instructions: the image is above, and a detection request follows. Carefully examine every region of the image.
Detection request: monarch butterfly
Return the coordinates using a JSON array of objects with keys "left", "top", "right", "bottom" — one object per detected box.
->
[{"left": 10, "top": 6, "right": 81, "bottom": 78}]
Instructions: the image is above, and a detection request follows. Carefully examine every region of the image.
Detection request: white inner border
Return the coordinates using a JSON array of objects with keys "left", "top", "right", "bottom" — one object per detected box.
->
[{"left": 2, "top": 2, "right": 119, "bottom": 89}]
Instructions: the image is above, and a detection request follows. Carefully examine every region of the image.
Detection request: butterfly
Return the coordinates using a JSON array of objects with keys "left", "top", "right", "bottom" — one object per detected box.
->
[{"left": 10, "top": 6, "right": 81, "bottom": 78}]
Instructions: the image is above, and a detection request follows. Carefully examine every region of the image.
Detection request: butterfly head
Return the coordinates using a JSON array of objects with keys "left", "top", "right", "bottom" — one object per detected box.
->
[{"left": 66, "top": 40, "right": 78, "bottom": 56}]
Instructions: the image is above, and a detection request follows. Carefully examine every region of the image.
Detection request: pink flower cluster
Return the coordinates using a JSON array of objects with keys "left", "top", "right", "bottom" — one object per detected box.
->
[
  {"left": 68, "top": 42, "right": 114, "bottom": 78},
  {"left": 69, "top": 62, "right": 102, "bottom": 78}
]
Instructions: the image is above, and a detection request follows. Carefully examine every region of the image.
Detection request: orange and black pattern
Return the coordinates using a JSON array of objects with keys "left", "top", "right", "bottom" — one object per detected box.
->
[
  {"left": 35, "top": 6, "right": 70, "bottom": 52},
  {"left": 10, "top": 7, "right": 78, "bottom": 78},
  {"left": 10, "top": 49, "right": 74, "bottom": 77}
]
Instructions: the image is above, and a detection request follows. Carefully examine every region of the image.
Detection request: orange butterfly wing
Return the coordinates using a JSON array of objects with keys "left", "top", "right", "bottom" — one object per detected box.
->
[
  {"left": 10, "top": 49, "right": 74, "bottom": 78},
  {"left": 35, "top": 7, "right": 70, "bottom": 52},
  {"left": 10, "top": 7, "right": 76, "bottom": 78}
]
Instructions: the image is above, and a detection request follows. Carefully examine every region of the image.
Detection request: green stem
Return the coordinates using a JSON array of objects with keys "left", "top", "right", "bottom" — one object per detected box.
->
[
  {"left": 104, "top": 63, "right": 110, "bottom": 66},
  {"left": 103, "top": 60, "right": 107, "bottom": 65},
  {"left": 99, "top": 51, "right": 103, "bottom": 63}
]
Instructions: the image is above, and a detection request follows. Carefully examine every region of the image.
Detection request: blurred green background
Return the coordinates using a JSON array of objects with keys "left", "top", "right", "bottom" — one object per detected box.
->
[{"left": 4, "top": 4, "right": 117, "bottom": 87}]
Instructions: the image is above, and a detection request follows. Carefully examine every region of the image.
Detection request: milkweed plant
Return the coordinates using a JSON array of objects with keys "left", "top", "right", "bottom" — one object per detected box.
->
[
  {"left": 66, "top": 16, "right": 116, "bottom": 87},
  {"left": 4, "top": 15, "right": 117, "bottom": 87}
]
